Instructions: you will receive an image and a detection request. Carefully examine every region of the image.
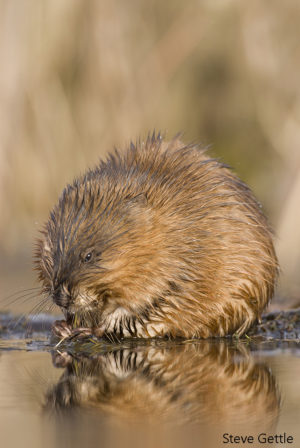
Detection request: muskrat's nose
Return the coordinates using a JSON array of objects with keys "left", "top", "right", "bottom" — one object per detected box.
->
[{"left": 53, "top": 287, "right": 70, "bottom": 309}]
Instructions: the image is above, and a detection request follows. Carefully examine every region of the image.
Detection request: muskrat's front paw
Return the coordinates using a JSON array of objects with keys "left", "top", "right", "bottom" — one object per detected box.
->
[
  {"left": 52, "top": 321, "right": 93, "bottom": 341},
  {"left": 70, "top": 327, "right": 93, "bottom": 340},
  {"left": 52, "top": 320, "right": 73, "bottom": 339}
]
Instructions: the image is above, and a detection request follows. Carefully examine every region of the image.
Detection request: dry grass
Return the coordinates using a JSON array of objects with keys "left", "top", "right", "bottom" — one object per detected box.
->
[{"left": 0, "top": 0, "right": 299, "bottom": 302}]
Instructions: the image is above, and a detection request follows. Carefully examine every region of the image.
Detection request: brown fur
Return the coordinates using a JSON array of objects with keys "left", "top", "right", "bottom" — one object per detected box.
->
[{"left": 35, "top": 133, "right": 278, "bottom": 338}]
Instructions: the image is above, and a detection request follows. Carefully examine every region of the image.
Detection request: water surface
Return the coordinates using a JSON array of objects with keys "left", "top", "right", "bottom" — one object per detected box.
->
[{"left": 0, "top": 334, "right": 299, "bottom": 448}]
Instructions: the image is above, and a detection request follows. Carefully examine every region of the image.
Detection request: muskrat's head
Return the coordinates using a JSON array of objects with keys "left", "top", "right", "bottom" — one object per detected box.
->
[{"left": 35, "top": 177, "right": 163, "bottom": 325}]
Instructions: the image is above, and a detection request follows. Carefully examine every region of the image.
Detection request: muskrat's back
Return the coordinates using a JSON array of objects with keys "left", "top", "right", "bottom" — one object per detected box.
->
[{"left": 36, "top": 134, "right": 278, "bottom": 339}]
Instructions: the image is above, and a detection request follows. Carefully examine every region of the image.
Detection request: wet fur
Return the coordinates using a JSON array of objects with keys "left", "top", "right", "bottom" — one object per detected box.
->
[{"left": 35, "top": 133, "right": 278, "bottom": 338}]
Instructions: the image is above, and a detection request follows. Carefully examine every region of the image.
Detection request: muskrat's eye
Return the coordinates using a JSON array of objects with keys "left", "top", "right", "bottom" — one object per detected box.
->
[{"left": 83, "top": 252, "right": 93, "bottom": 263}]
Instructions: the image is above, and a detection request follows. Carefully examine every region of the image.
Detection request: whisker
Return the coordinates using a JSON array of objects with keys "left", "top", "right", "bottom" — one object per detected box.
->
[
  {"left": 24, "top": 297, "right": 56, "bottom": 336},
  {"left": 1, "top": 287, "right": 40, "bottom": 302},
  {"left": 7, "top": 294, "right": 51, "bottom": 335},
  {"left": 0, "top": 288, "right": 42, "bottom": 309},
  {"left": 28, "top": 295, "right": 50, "bottom": 313}
]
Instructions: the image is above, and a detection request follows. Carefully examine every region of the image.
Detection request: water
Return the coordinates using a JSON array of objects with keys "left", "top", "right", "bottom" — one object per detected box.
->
[{"left": 0, "top": 335, "right": 299, "bottom": 448}]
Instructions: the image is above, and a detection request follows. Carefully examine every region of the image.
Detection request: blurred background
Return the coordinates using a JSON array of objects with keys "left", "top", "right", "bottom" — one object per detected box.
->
[{"left": 0, "top": 0, "right": 299, "bottom": 312}]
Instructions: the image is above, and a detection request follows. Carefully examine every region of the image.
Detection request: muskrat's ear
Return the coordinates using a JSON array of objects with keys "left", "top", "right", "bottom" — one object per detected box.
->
[
  {"left": 124, "top": 193, "right": 148, "bottom": 208},
  {"left": 123, "top": 193, "right": 152, "bottom": 222},
  {"left": 128, "top": 193, "right": 148, "bottom": 205}
]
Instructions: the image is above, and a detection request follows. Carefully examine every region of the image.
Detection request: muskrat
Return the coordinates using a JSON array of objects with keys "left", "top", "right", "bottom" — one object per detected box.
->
[{"left": 35, "top": 133, "right": 278, "bottom": 339}]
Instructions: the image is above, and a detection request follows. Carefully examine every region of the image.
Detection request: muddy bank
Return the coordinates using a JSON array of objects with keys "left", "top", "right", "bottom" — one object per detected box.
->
[{"left": 248, "top": 308, "right": 300, "bottom": 340}]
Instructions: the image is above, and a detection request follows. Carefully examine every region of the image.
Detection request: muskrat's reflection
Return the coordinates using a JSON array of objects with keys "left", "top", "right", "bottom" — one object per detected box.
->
[{"left": 46, "top": 342, "right": 279, "bottom": 427}]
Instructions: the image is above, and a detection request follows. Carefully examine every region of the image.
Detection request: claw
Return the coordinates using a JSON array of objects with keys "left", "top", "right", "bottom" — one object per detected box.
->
[{"left": 52, "top": 320, "right": 73, "bottom": 338}]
